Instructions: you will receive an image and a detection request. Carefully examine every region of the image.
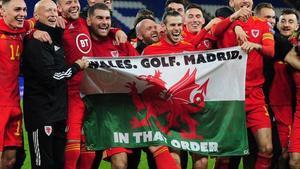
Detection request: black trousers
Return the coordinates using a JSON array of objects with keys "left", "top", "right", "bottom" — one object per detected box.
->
[{"left": 27, "top": 121, "right": 66, "bottom": 169}]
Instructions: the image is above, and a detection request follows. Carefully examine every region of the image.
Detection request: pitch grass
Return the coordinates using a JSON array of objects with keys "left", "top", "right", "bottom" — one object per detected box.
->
[{"left": 21, "top": 127, "right": 243, "bottom": 169}]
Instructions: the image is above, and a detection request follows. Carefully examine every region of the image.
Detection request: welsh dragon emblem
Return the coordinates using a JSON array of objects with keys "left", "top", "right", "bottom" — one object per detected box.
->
[{"left": 126, "top": 69, "right": 209, "bottom": 139}]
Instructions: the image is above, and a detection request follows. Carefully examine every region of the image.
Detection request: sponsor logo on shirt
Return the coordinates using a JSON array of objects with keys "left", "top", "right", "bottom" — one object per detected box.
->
[{"left": 76, "top": 33, "right": 92, "bottom": 54}]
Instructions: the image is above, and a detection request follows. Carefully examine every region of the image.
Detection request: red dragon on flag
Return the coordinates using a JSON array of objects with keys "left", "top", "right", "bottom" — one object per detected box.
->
[{"left": 126, "top": 69, "right": 209, "bottom": 139}]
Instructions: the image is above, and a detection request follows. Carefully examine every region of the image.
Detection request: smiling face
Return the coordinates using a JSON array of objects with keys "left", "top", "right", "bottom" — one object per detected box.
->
[
  {"left": 2, "top": 0, "right": 27, "bottom": 29},
  {"left": 137, "top": 19, "right": 159, "bottom": 45},
  {"left": 229, "top": 0, "right": 253, "bottom": 11},
  {"left": 57, "top": 0, "right": 80, "bottom": 20},
  {"left": 164, "top": 15, "right": 183, "bottom": 45},
  {"left": 88, "top": 9, "right": 111, "bottom": 39},
  {"left": 277, "top": 14, "right": 299, "bottom": 37},
  {"left": 35, "top": 0, "right": 58, "bottom": 27},
  {"left": 185, "top": 8, "right": 205, "bottom": 34},
  {"left": 257, "top": 7, "right": 276, "bottom": 28}
]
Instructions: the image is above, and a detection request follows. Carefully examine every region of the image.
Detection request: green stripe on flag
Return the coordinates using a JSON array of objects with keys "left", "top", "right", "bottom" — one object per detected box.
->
[{"left": 83, "top": 94, "right": 248, "bottom": 156}]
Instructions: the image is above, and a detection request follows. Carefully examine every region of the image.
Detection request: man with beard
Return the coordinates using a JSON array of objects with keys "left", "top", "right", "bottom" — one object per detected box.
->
[
  {"left": 80, "top": 0, "right": 122, "bottom": 30},
  {"left": 275, "top": 9, "right": 300, "bottom": 169},
  {"left": 22, "top": 1, "right": 88, "bottom": 168},
  {"left": 86, "top": 4, "right": 179, "bottom": 169},
  {"left": 56, "top": 0, "right": 126, "bottom": 168},
  {"left": 142, "top": 10, "right": 194, "bottom": 169},
  {"left": 135, "top": 17, "right": 160, "bottom": 54},
  {"left": 213, "top": 0, "right": 275, "bottom": 168},
  {"left": 55, "top": 0, "right": 97, "bottom": 168},
  {"left": 255, "top": 4, "right": 294, "bottom": 169},
  {"left": 143, "top": 10, "right": 194, "bottom": 55}
]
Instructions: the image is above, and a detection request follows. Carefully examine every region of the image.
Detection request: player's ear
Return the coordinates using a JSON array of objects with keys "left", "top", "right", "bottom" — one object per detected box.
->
[
  {"left": 229, "top": 0, "right": 234, "bottom": 8},
  {"left": 276, "top": 22, "right": 280, "bottom": 31},
  {"left": 57, "top": 3, "right": 62, "bottom": 14},
  {"left": 87, "top": 16, "right": 91, "bottom": 26},
  {"left": 201, "top": 17, "right": 205, "bottom": 25}
]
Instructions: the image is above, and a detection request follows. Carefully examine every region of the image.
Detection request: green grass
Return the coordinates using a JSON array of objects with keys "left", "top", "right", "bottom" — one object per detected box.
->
[
  {"left": 20, "top": 100, "right": 243, "bottom": 169},
  {"left": 21, "top": 127, "right": 243, "bottom": 169}
]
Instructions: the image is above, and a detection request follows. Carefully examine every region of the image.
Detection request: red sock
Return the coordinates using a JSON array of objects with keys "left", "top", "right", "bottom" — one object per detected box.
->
[
  {"left": 153, "top": 146, "right": 179, "bottom": 169},
  {"left": 78, "top": 143, "right": 96, "bottom": 169},
  {"left": 255, "top": 152, "right": 272, "bottom": 169},
  {"left": 64, "top": 142, "right": 81, "bottom": 169},
  {"left": 214, "top": 158, "right": 229, "bottom": 169}
]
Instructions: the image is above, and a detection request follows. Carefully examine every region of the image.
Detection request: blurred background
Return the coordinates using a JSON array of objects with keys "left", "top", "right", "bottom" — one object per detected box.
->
[{"left": 24, "top": 0, "right": 299, "bottom": 33}]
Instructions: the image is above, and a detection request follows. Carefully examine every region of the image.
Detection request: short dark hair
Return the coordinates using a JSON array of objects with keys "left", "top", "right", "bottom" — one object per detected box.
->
[
  {"left": 215, "top": 6, "right": 234, "bottom": 18},
  {"left": 2, "top": 0, "right": 11, "bottom": 5},
  {"left": 165, "top": 0, "right": 186, "bottom": 8},
  {"left": 134, "top": 15, "right": 155, "bottom": 28},
  {"left": 280, "top": 8, "right": 299, "bottom": 21},
  {"left": 162, "top": 10, "right": 181, "bottom": 24},
  {"left": 254, "top": 3, "right": 274, "bottom": 15},
  {"left": 136, "top": 8, "right": 154, "bottom": 18},
  {"left": 88, "top": 3, "right": 110, "bottom": 17},
  {"left": 185, "top": 3, "right": 203, "bottom": 13}
]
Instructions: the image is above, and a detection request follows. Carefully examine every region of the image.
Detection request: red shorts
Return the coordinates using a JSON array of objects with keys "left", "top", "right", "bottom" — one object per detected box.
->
[
  {"left": 0, "top": 106, "right": 22, "bottom": 151},
  {"left": 245, "top": 87, "right": 271, "bottom": 133},
  {"left": 66, "top": 91, "right": 85, "bottom": 140},
  {"left": 289, "top": 72, "right": 300, "bottom": 152},
  {"left": 103, "top": 147, "right": 132, "bottom": 161},
  {"left": 271, "top": 106, "right": 292, "bottom": 149}
]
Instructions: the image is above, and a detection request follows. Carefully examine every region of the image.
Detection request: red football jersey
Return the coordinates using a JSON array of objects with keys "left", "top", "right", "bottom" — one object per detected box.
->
[
  {"left": 269, "top": 61, "right": 294, "bottom": 106},
  {"left": 217, "top": 16, "right": 274, "bottom": 87},
  {"left": 143, "top": 38, "right": 195, "bottom": 55},
  {"left": 0, "top": 19, "right": 27, "bottom": 106},
  {"left": 182, "top": 25, "right": 197, "bottom": 42},
  {"left": 92, "top": 33, "right": 138, "bottom": 57},
  {"left": 196, "top": 31, "right": 217, "bottom": 50},
  {"left": 63, "top": 18, "right": 94, "bottom": 91}
]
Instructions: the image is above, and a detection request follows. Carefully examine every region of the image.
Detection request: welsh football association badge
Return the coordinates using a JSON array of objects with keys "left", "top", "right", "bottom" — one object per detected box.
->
[
  {"left": 251, "top": 29, "right": 260, "bottom": 38},
  {"left": 44, "top": 126, "right": 52, "bottom": 136}
]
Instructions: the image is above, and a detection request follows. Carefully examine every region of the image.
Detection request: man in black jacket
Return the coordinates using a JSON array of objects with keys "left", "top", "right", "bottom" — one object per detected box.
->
[{"left": 22, "top": 0, "right": 88, "bottom": 168}]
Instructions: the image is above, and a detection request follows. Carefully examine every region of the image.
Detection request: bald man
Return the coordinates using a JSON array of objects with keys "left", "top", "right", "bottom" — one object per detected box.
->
[{"left": 23, "top": 1, "right": 88, "bottom": 169}]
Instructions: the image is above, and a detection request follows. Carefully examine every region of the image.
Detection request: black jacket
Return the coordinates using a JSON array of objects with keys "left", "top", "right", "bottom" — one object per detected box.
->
[{"left": 22, "top": 22, "right": 81, "bottom": 131}]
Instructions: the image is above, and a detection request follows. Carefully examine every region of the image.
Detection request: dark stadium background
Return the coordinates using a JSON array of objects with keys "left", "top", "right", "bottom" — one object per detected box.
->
[{"left": 24, "top": 0, "right": 291, "bottom": 33}]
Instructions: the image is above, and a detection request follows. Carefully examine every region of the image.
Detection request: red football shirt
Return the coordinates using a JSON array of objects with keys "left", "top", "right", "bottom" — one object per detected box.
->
[
  {"left": 0, "top": 20, "right": 27, "bottom": 106},
  {"left": 92, "top": 33, "right": 138, "bottom": 57},
  {"left": 143, "top": 37, "right": 195, "bottom": 55},
  {"left": 216, "top": 16, "right": 275, "bottom": 87},
  {"left": 62, "top": 17, "right": 94, "bottom": 91}
]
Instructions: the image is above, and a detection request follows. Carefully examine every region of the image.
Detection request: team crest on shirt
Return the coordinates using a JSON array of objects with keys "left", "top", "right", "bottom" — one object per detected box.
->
[
  {"left": 111, "top": 50, "right": 119, "bottom": 58},
  {"left": 203, "top": 40, "right": 210, "bottom": 48},
  {"left": 44, "top": 126, "right": 52, "bottom": 136},
  {"left": 251, "top": 29, "right": 260, "bottom": 38}
]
